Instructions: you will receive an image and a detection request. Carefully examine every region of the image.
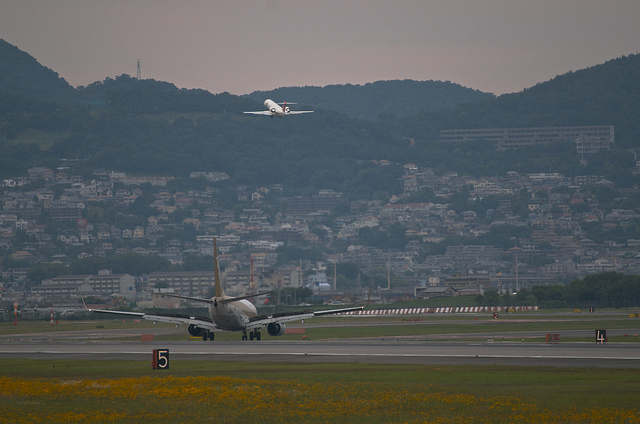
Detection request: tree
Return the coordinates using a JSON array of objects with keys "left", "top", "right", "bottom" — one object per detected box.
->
[
  {"left": 277, "top": 287, "right": 313, "bottom": 305},
  {"left": 513, "top": 288, "right": 537, "bottom": 306},
  {"left": 107, "top": 254, "right": 171, "bottom": 275},
  {"left": 26, "top": 262, "right": 69, "bottom": 289},
  {"left": 562, "top": 272, "right": 640, "bottom": 307},
  {"left": 181, "top": 255, "right": 215, "bottom": 271},
  {"left": 358, "top": 223, "right": 407, "bottom": 250},
  {"left": 70, "top": 257, "right": 109, "bottom": 275},
  {"left": 325, "top": 262, "right": 369, "bottom": 289},
  {"left": 475, "top": 288, "right": 500, "bottom": 306},
  {"left": 276, "top": 245, "right": 323, "bottom": 265},
  {"left": 387, "top": 223, "right": 408, "bottom": 250},
  {"left": 342, "top": 166, "right": 402, "bottom": 200}
]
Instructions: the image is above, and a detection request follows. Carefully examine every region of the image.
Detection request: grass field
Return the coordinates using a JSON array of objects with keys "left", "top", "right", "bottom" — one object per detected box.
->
[
  {"left": 3, "top": 311, "right": 640, "bottom": 343},
  {"left": 0, "top": 318, "right": 163, "bottom": 335},
  {"left": 2, "top": 311, "right": 640, "bottom": 422},
  {"left": 12, "top": 129, "right": 68, "bottom": 149},
  {"left": 1, "top": 359, "right": 639, "bottom": 423}
]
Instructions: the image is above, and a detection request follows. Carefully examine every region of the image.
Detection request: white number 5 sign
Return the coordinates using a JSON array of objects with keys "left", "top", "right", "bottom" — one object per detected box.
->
[{"left": 153, "top": 349, "right": 169, "bottom": 369}]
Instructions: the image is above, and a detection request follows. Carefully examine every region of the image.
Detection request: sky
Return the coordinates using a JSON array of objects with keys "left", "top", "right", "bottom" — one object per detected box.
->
[{"left": 2, "top": 1, "right": 639, "bottom": 96}]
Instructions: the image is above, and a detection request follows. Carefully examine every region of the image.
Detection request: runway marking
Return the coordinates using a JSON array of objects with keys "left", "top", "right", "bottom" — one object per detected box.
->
[{"left": 4, "top": 349, "right": 637, "bottom": 362}]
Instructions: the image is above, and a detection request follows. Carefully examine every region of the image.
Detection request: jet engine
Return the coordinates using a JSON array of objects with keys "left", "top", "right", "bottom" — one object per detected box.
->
[
  {"left": 266, "top": 322, "right": 286, "bottom": 336},
  {"left": 284, "top": 106, "right": 291, "bottom": 114},
  {"left": 188, "top": 324, "right": 206, "bottom": 338},
  {"left": 270, "top": 108, "right": 277, "bottom": 114}
]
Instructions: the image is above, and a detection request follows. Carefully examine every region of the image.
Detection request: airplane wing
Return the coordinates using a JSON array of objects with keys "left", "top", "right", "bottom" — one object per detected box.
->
[
  {"left": 245, "top": 303, "right": 366, "bottom": 331},
  {"left": 88, "top": 289, "right": 270, "bottom": 329},
  {"left": 246, "top": 287, "right": 371, "bottom": 330},
  {"left": 89, "top": 308, "right": 219, "bottom": 331},
  {"left": 243, "top": 111, "right": 273, "bottom": 115},
  {"left": 276, "top": 102, "right": 314, "bottom": 114},
  {"left": 165, "top": 291, "right": 272, "bottom": 305}
]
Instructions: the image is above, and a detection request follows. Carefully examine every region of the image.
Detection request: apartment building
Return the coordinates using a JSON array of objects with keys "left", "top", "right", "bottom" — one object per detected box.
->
[
  {"left": 146, "top": 271, "right": 215, "bottom": 297},
  {"left": 31, "top": 273, "right": 135, "bottom": 300},
  {"left": 440, "top": 125, "right": 614, "bottom": 151}
]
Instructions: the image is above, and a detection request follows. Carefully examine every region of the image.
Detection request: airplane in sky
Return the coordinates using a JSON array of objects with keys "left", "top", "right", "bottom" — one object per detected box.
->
[
  {"left": 243, "top": 99, "right": 314, "bottom": 117},
  {"left": 89, "top": 238, "right": 367, "bottom": 341}
]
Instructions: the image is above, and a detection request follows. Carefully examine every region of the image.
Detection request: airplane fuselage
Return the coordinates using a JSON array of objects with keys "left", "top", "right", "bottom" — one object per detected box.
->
[
  {"left": 90, "top": 236, "right": 364, "bottom": 342},
  {"left": 209, "top": 297, "right": 257, "bottom": 331},
  {"left": 243, "top": 99, "right": 313, "bottom": 117},
  {"left": 264, "top": 99, "right": 288, "bottom": 117}
]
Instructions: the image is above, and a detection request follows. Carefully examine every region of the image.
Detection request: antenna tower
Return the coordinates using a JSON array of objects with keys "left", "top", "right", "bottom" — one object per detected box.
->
[
  {"left": 250, "top": 257, "right": 255, "bottom": 293},
  {"left": 136, "top": 60, "right": 141, "bottom": 80}
]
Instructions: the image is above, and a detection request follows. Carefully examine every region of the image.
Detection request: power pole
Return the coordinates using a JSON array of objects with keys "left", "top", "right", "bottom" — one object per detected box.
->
[
  {"left": 136, "top": 60, "right": 141, "bottom": 80},
  {"left": 333, "top": 260, "right": 337, "bottom": 291},
  {"left": 387, "top": 253, "right": 391, "bottom": 290}
]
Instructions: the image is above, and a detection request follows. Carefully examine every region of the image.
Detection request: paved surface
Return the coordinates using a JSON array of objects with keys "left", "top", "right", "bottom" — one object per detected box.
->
[
  {"left": 1, "top": 338, "right": 639, "bottom": 368},
  {"left": 2, "top": 314, "right": 639, "bottom": 368}
]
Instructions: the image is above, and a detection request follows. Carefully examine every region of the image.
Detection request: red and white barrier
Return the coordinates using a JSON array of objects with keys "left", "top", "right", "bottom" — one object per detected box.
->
[{"left": 341, "top": 305, "right": 538, "bottom": 316}]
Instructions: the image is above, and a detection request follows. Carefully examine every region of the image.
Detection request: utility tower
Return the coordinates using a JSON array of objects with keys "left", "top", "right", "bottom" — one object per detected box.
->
[{"left": 136, "top": 60, "right": 141, "bottom": 80}]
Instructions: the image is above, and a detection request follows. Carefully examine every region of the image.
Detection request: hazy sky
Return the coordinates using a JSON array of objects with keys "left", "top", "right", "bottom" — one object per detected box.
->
[{"left": 2, "top": 1, "right": 639, "bottom": 95}]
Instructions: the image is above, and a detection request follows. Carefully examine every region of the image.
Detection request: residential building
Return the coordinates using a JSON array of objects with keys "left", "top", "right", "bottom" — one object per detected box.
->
[
  {"left": 146, "top": 271, "right": 215, "bottom": 297},
  {"left": 440, "top": 125, "right": 614, "bottom": 151}
]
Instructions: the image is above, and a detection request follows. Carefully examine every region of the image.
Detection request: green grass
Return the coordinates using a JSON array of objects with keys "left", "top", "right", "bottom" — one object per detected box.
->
[
  {"left": 4, "top": 312, "right": 640, "bottom": 422},
  {"left": 13, "top": 129, "right": 68, "bottom": 149},
  {"left": 297, "top": 318, "right": 640, "bottom": 340},
  {"left": 1, "top": 360, "right": 639, "bottom": 423},
  {"left": 0, "top": 319, "right": 165, "bottom": 335},
  {"left": 4, "top": 313, "right": 640, "bottom": 343}
]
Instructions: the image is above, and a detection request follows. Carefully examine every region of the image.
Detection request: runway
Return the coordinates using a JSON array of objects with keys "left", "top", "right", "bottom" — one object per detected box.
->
[
  {"left": 1, "top": 338, "right": 639, "bottom": 368},
  {"left": 3, "top": 314, "right": 639, "bottom": 368}
]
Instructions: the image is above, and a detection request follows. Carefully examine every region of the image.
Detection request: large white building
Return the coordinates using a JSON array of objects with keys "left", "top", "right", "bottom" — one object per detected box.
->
[
  {"left": 440, "top": 125, "right": 614, "bottom": 152},
  {"left": 146, "top": 271, "right": 215, "bottom": 297},
  {"left": 31, "top": 273, "right": 136, "bottom": 301}
]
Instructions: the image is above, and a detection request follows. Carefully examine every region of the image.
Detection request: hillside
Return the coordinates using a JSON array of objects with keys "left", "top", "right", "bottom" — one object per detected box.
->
[
  {"left": 76, "top": 75, "right": 257, "bottom": 115},
  {"left": 247, "top": 79, "right": 494, "bottom": 120},
  {"left": 2, "top": 39, "right": 640, "bottom": 196},
  {"left": 392, "top": 54, "right": 640, "bottom": 147},
  {"left": 0, "top": 39, "right": 75, "bottom": 103}
]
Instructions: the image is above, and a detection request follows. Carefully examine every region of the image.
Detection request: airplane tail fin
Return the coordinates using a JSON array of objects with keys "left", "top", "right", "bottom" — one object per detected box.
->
[
  {"left": 277, "top": 101, "right": 295, "bottom": 115},
  {"left": 214, "top": 237, "right": 224, "bottom": 298}
]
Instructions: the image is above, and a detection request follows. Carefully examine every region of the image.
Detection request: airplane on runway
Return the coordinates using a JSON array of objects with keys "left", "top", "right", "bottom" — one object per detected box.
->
[
  {"left": 88, "top": 238, "right": 367, "bottom": 341},
  {"left": 243, "top": 99, "right": 314, "bottom": 117}
]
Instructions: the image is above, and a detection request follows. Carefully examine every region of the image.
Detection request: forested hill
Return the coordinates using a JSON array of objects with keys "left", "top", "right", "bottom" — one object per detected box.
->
[
  {"left": 2, "top": 39, "right": 640, "bottom": 196},
  {"left": 0, "top": 39, "right": 75, "bottom": 103},
  {"left": 391, "top": 54, "right": 640, "bottom": 148},
  {"left": 76, "top": 76, "right": 257, "bottom": 114},
  {"left": 247, "top": 80, "right": 494, "bottom": 120}
]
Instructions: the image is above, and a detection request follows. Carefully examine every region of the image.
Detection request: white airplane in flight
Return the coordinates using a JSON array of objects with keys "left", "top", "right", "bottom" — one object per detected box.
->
[
  {"left": 243, "top": 99, "right": 314, "bottom": 117},
  {"left": 89, "top": 238, "right": 367, "bottom": 341}
]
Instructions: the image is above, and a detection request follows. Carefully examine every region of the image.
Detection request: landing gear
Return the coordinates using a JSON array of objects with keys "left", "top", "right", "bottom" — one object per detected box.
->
[
  {"left": 202, "top": 331, "right": 214, "bottom": 341},
  {"left": 242, "top": 330, "right": 261, "bottom": 341}
]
